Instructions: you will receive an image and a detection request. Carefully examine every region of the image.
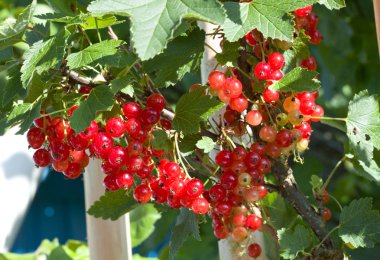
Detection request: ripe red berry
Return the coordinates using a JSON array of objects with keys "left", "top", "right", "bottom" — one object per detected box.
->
[
  {"left": 215, "top": 150, "right": 233, "bottom": 167},
  {"left": 299, "top": 99, "right": 316, "bottom": 115},
  {"left": 262, "top": 87, "right": 280, "bottom": 103},
  {"left": 220, "top": 171, "right": 238, "bottom": 190},
  {"left": 229, "top": 96, "right": 248, "bottom": 113},
  {"left": 33, "top": 148, "right": 51, "bottom": 167},
  {"left": 108, "top": 146, "right": 127, "bottom": 167},
  {"left": 295, "top": 6, "right": 312, "bottom": 17},
  {"left": 245, "top": 215, "right": 262, "bottom": 231},
  {"left": 311, "top": 105, "right": 324, "bottom": 122},
  {"left": 122, "top": 102, "right": 141, "bottom": 118},
  {"left": 208, "top": 71, "right": 226, "bottom": 91},
  {"left": 49, "top": 141, "right": 70, "bottom": 162},
  {"left": 115, "top": 170, "right": 134, "bottom": 189},
  {"left": 27, "top": 128, "right": 45, "bottom": 149},
  {"left": 247, "top": 243, "right": 262, "bottom": 258},
  {"left": 246, "top": 110, "right": 263, "bottom": 126},
  {"left": 81, "top": 121, "right": 98, "bottom": 141},
  {"left": 106, "top": 117, "right": 125, "bottom": 138},
  {"left": 322, "top": 207, "right": 332, "bottom": 221},
  {"left": 52, "top": 159, "right": 69, "bottom": 172},
  {"left": 300, "top": 56, "right": 317, "bottom": 71},
  {"left": 209, "top": 184, "right": 226, "bottom": 202},
  {"left": 254, "top": 62, "right": 271, "bottom": 80},
  {"left": 308, "top": 29, "right": 322, "bottom": 44},
  {"left": 125, "top": 118, "right": 142, "bottom": 135},
  {"left": 191, "top": 198, "right": 210, "bottom": 215},
  {"left": 92, "top": 133, "right": 114, "bottom": 157},
  {"left": 275, "top": 129, "right": 293, "bottom": 147},
  {"left": 268, "top": 52, "right": 285, "bottom": 70},
  {"left": 245, "top": 31, "right": 257, "bottom": 46},
  {"left": 258, "top": 157, "right": 271, "bottom": 175},
  {"left": 259, "top": 126, "right": 277, "bottom": 143},
  {"left": 141, "top": 108, "right": 160, "bottom": 125},
  {"left": 147, "top": 94, "right": 166, "bottom": 112},
  {"left": 269, "top": 70, "right": 283, "bottom": 80},
  {"left": 64, "top": 163, "right": 82, "bottom": 179},
  {"left": 134, "top": 184, "right": 152, "bottom": 203},
  {"left": 223, "top": 78, "right": 243, "bottom": 98},
  {"left": 103, "top": 174, "right": 119, "bottom": 191},
  {"left": 245, "top": 152, "right": 261, "bottom": 169},
  {"left": 186, "top": 178, "right": 204, "bottom": 198}
]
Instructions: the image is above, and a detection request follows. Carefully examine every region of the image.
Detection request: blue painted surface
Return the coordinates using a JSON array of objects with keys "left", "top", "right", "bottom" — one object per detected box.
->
[{"left": 11, "top": 170, "right": 86, "bottom": 253}]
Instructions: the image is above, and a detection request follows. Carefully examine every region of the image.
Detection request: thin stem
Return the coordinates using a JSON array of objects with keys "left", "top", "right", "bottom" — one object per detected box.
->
[
  {"left": 314, "top": 116, "right": 347, "bottom": 122},
  {"left": 204, "top": 42, "right": 219, "bottom": 54},
  {"left": 174, "top": 133, "right": 190, "bottom": 177},
  {"left": 95, "top": 18, "right": 102, "bottom": 42},
  {"left": 328, "top": 194, "right": 343, "bottom": 211},
  {"left": 221, "top": 128, "right": 236, "bottom": 149},
  {"left": 321, "top": 156, "right": 346, "bottom": 191},
  {"left": 315, "top": 225, "right": 340, "bottom": 250}
]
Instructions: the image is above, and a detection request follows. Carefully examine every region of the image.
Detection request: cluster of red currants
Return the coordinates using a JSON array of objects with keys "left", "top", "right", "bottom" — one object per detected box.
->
[
  {"left": 26, "top": 93, "right": 214, "bottom": 215},
  {"left": 294, "top": 5, "right": 322, "bottom": 45}
]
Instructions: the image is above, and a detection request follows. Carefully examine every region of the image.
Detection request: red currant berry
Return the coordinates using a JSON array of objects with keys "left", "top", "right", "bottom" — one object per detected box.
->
[
  {"left": 275, "top": 129, "right": 293, "bottom": 147},
  {"left": 147, "top": 94, "right": 166, "bottom": 112},
  {"left": 52, "top": 159, "right": 69, "bottom": 172},
  {"left": 134, "top": 184, "right": 152, "bottom": 203},
  {"left": 141, "top": 108, "right": 160, "bottom": 125},
  {"left": 215, "top": 150, "right": 233, "bottom": 167},
  {"left": 295, "top": 6, "right": 312, "bottom": 17},
  {"left": 223, "top": 78, "right": 243, "bottom": 99},
  {"left": 247, "top": 243, "right": 262, "bottom": 258},
  {"left": 262, "top": 87, "right": 280, "bottom": 103},
  {"left": 125, "top": 118, "right": 142, "bottom": 135},
  {"left": 300, "top": 56, "right": 317, "bottom": 71},
  {"left": 186, "top": 179, "right": 204, "bottom": 198},
  {"left": 245, "top": 31, "right": 257, "bottom": 46},
  {"left": 92, "top": 133, "right": 114, "bottom": 157},
  {"left": 254, "top": 62, "right": 271, "bottom": 80},
  {"left": 115, "top": 170, "right": 134, "bottom": 189},
  {"left": 33, "top": 149, "right": 51, "bottom": 167},
  {"left": 245, "top": 215, "right": 262, "bottom": 231},
  {"left": 122, "top": 102, "right": 141, "bottom": 118},
  {"left": 322, "top": 207, "right": 332, "bottom": 221},
  {"left": 106, "top": 117, "right": 125, "bottom": 138},
  {"left": 108, "top": 146, "right": 127, "bottom": 167},
  {"left": 103, "top": 174, "right": 119, "bottom": 191},
  {"left": 64, "top": 163, "right": 82, "bottom": 179},
  {"left": 246, "top": 110, "right": 262, "bottom": 126},
  {"left": 27, "top": 128, "right": 45, "bottom": 149},
  {"left": 208, "top": 71, "right": 226, "bottom": 91},
  {"left": 191, "top": 198, "right": 210, "bottom": 215},
  {"left": 268, "top": 52, "right": 285, "bottom": 70},
  {"left": 229, "top": 96, "right": 248, "bottom": 113},
  {"left": 209, "top": 184, "right": 226, "bottom": 202}
]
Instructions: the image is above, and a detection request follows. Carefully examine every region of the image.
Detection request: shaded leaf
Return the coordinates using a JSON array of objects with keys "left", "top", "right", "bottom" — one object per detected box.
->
[
  {"left": 215, "top": 40, "right": 240, "bottom": 67},
  {"left": 173, "top": 87, "right": 224, "bottom": 134},
  {"left": 69, "top": 86, "right": 115, "bottom": 133},
  {"left": 151, "top": 130, "right": 172, "bottom": 153},
  {"left": 169, "top": 208, "right": 200, "bottom": 260},
  {"left": 87, "top": 189, "right": 139, "bottom": 220},
  {"left": 0, "top": 0, "right": 36, "bottom": 49},
  {"left": 318, "top": 0, "right": 346, "bottom": 10},
  {"left": 66, "top": 39, "right": 122, "bottom": 69},
  {"left": 278, "top": 225, "right": 313, "bottom": 259},
  {"left": 130, "top": 204, "right": 161, "bottom": 247},
  {"left": 0, "top": 61, "right": 23, "bottom": 111},
  {"left": 339, "top": 198, "right": 380, "bottom": 248}
]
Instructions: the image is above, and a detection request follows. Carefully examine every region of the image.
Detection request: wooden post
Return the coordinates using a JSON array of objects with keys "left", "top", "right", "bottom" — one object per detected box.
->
[
  {"left": 84, "top": 159, "right": 133, "bottom": 260},
  {"left": 374, "top": 0, "right": 380, "bottom": 56},
  {"left": 198, "top": 22, "right": 267, "bottom": 260}
]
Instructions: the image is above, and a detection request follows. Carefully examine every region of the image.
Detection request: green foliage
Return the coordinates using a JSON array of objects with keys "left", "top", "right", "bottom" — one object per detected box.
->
[
  {"left": 5, "top": 100, "right": 42, "bottom": 135},
  {"left": 151, "top": 130, "right": 172, "bottom": 153},
  {"left": 318, "top": 0, "right": 346, "bottom": 10},
  {"left": 346, "top": 90, "right": 380, "bottom": 183},
  {"left": 87, "top": 0, "right": 225, "bottom": 60},
  {"left": 130, "top": 204, "right": 161, "bottom": 247},
  {"left": 278, "top": 225, "right": 314, "bottom": 259},
  {"left": 196, "top": 136, "right": 216, "bottom": 153},
  {"left": 0, "top": 0, "right": 36, "bottom": 49},
  {"left": 0, "top": 239, "right": 88, "bottom": 260},
  {"left": 215, "top": 40, "right": 240, "bottom": 67},
  {"left": 269, "top": 67, "right": 320, "bottom": 92},
  {"left": 21, "top": 31, "right": 66, "bottom": 87},
  {"left": 69, "top": 86, "right": 115, "bottom": 133},
  {"left": 169, "top": 208, "right": 201, "bottom": 260},
  {"left": 143, "top": 28, "right": 205, "bottom": 87},
  {"left": 66, "top": 40, "right": 123, "bottom": 69},
  {"left": 339, "top": 198, "right": 380, "bottom": 248},
  {"left": 0, "top": 61, "right": 22, "bottom": 111},
  {"left": 87, "top": 189, "right": 139, "bottom": 220},
  {"left": 222, "top": 0, "right": 317, "bottom": 42},
  {"left": 173, "top": 87, "right": 224, "bottom": 134}
]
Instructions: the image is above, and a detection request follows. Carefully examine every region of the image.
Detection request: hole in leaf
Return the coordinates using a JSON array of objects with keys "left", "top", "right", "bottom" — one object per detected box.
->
[
  {"left": 365, "top": 134, "right": 371, "bottom": 141},
  {"left": 352, "top": 127, "right": 358, "bottom": 135}
]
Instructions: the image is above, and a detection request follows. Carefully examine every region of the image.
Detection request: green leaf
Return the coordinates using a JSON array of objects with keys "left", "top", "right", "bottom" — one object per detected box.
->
[
  {"left": 169, "top": 208, "right": 201, "bottom": 260},
  {"left": 352, "top": 159, "right": 380, "bottom": 184},
  {"left": 310, "top": 175, "right": 323, "bottom": 191},
  {"left": 283, "top": 31, "right": 310, "bottom": 73},
  {"left": 318, "top": 0, "right": 346, "bottom": 10},
  {"left": 97, "top": 49, "right": 138, "bottom": 68},
  {"left": 130, "top": 204, "right": 161, "bottom": 247},
  {"left": 196, "top": 136, "right": 215, "bottom": 153},
  {"left": 0, "top": 61, "right": 23, "bottom": 111},
  {"left": 78, "top": 15, "right": 123, "bottom": 30},
  {"left": 222, "top": 0, "right": 317, "bottom": 42},
  {"left": 133, "top": 255, "right": 158, "bottom": 260},
  {"left": 48, "top": 247, "right": 72, "bottom": 260},
  {"left": 262, "top": 228, "right": 280, "bottom": 260},
  {"left": 87, "top": 189, "right": 139, "bottom": 220},
  {"left": 21, "top": 31, "right": 66, "bottom": 87},
  {"left": 346, "top": 90, "right": 380, "bottom": 168},
  {"left": 269, "top": 67, "right": 320, "bottom": 92},
  {"left": 24, "top": 72, "right": 49, "bottom": 103},
  {"left": 110, "top": 75, "right": 135, "bottom": 95},
  {"left": 88, "top": 0, "right": 225, "bottom": 60},
  {"left": 0, "top": 253, "right": 36, "bottom": 260},
  {"left": 278, "top": 225, "right": 313, "bottom": 259},
  {"left": 69, "top": 86, "right": 115, "bottom": 133},
  {"left": 36, "top": 239, "right": 60, "bottom": 255},
  {"left": 66, "top": 39, "right": 123, "bottom": 69},
  {"left": 179, "top": 134, "right": 201, "bottom": 154},
  {"left": 320, "top": 118, "right": 346, "bottom": 132},
  {"left": 339, "top": 198, "right": 380, "bottom": 248},
  {"left": 144, "top": 28, "right": 205, "bottom": 87},
  {"left": 152, "top": 130, "right": 172, "bottom": 153},
  {"left": 215, "top": 40, "right": 240, "bottom": 67},
  {"left": 173, "top": 87, "right": 224, "bottom": 134},
  {"left": 0, "top": 47, "right": 13, "bottom": 63},
  {"left": 0, "top": 0, "right": 36, "bottom": 49},
  {"left": 6, "top": 100, "right": 42, "bottom": 135}
]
